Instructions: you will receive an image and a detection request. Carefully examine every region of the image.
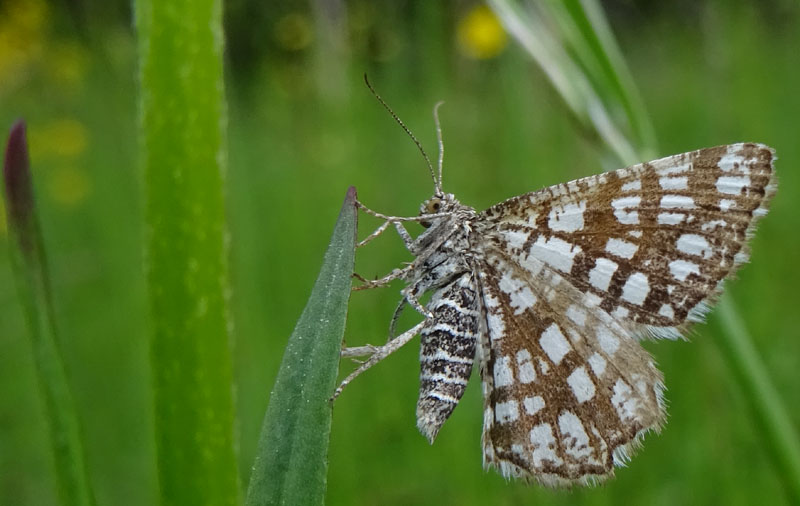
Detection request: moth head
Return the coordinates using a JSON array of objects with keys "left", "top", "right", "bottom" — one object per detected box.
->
[{"left": 419, "top": 193, "right": 455, "bottom": 228}]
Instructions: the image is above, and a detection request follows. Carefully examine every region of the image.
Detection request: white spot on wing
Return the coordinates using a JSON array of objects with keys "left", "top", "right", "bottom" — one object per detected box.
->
[
  {"left": 499, "top": 272, "right": 538, "bottom": 315},
  {"left": 495, "top": 400, "right": 520, "bottom": 424},
  {"left": 597, "top": 327, "right": 619, "bottom": 356},
  {"left": 621, "top": 272, "right": 649, "bottom": 306},
  {"left": 611, "top": 379, "right": 639, "bottom": 422},
  {"left": 669, "top": 259, "right": 700, "bottom": 281},
  {"left": 483, "top": 291, "right": 506, "bottom": 341},
  {"left": 660, "top": 195, "right": 696, "bottom": 209},
  {"left": 510, "top": 444, "right": 526, "bottom": 461},
  {"left": 566, "top": 304, "right": 587, "bottom": 327},
  {"left": 588, "top": 353, "right": 606, "bottom": 377},
  {"left": 494, "top": 355, "right": 514, "bottom": 388},
  {"left": 719, "top": 199, "right": 735, "bottom": 211},
  {"left": 548, "top": 200, "right": 587, "bottom": 232},
  {"left": 605, "top": 238, "right": 638, "bottom": 259},
  {"left": 717, "top": 175, "right": 750, "bottom": 195},
  {"left": 702, "top": 219, "right": 727, "bottom": 231},
  {"left": 718, "top": 151, "right": 744, "bottom": 172},
  {"left": 677, "top": 233, "right": 713, "bottom": 259},
  {"left": 516, "top": 349, "right": 536, "bottom": 384},
  {"left": 583, "top": 292, "right": 602, "bottom": 308},
  {"left": 538, "top": 358, "right": 550, "bottom": 375},
  {"left": 539, "top": 323, "right": 571, "bottom": 365},
  {"left": 529, "top": 236, "right": 582, "bottom": 273},
  {"left": 657, "top": 212, "right": 685, "bottom": 225},
  {"left": 621, "top": 179, "right": 641, "bottom": 191},
  {"left": 611, "top": 306, "right": 629, "bottom": 319},
  {"left": 529, "top": 423, "right": 563, "bottom": 467},
  {"left": 504, "top": 229, "right": 528, "bottom": 250},
  {"left": 567, "top": 366, "right": 596, "bottom": 403},
  {"left": 588, "top": 257, "right": 618, "bottom": 291},
  {"left": 611, "top": 196, "right": 641, "bottom": 225},
  {"left": 523, "top": 395, "right": 545, "bottom": 415},
  {"left": 657, "top": 162, "right": 690, "bottom": 175},
  {"left": 659, "top": 176, "right": 689, "bottom": 190},
  {"left": 558, "top": 411, "right": 593, "bottom": 459}
]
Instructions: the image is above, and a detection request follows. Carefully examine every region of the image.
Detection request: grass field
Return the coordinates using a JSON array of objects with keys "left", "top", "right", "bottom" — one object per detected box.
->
[{"left": 1, "top": 1, "right": 799, "bottom": 505}]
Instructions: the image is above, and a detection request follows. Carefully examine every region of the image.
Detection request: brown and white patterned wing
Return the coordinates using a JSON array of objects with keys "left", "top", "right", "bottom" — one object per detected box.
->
[
  {"left": 476, "top": 252, "right": 664, "bottom": 485},
  {"left": 478, "top": 143, "right": 776, "bottom": 337}
]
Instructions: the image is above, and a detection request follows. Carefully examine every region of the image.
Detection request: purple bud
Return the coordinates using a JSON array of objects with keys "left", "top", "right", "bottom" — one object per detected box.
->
[{"left": 4, "top": 120, "right": 35, "bottom": 251}]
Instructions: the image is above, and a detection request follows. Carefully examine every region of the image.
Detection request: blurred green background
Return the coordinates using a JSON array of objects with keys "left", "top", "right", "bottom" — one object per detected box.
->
[{"left": 1, "top": 0, "right": 799, "bottom": 505}]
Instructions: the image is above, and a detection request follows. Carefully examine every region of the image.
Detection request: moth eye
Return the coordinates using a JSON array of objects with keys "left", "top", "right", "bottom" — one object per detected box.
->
[{"left": 427, "top": 199, "right": 441, "bottom": 213}]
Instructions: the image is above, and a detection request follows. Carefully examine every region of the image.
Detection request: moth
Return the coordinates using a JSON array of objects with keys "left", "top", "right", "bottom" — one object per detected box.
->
[{"left": 334, "top": 95, "right": 776, "bottom": 486}]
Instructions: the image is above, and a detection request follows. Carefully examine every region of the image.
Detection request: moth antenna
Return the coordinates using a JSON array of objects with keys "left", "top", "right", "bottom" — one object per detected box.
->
[
  {"left": 364, "top": 74, "right": 438, "bottom": 193},
  {"left": 433, "top": 101, "right": 445, "bottom": 194}
]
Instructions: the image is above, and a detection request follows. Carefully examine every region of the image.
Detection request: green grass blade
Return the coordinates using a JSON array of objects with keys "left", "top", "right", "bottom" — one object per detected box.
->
[
  {"left": 245, "top": 187, "right": 357, "bottom": 506},
  {"left": 3, "top": 121, "right": 97, "bottom": 506},
  {"left": 714, "top": 295, "right": 800, "bottom": 503},
  {"left": 136, "top": 0, "right": 240, "bottom": 504},
  {"left": 571, "top": 0, "right": 658, "bottom": 155},
  {"left": 488, "top": 0, "right": 639, "bottom": 165},
  {"left": 556, "top": 0, "right": 658, "bottom": 156}
]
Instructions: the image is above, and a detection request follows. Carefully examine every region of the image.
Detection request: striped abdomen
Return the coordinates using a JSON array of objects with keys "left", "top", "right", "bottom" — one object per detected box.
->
[{"left": 417, "top": 271, "right": 479, "bottom": 442}]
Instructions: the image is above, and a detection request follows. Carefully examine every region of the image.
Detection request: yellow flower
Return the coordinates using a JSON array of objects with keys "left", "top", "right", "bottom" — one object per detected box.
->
[
  {"left": 28, "top": 118, "right": 88, "bottom": 159},
  {"left": 0, "top": 0, "right": 48, "bottom": 95},
  {"left": 26, "top": 119, "right": 92, "bottom": 208},
  {"left": 457, "top": 5, "right": 508, "bottom": 60},
  {"left": 46, "top": 165, "right": 91, "bottom": 207}
]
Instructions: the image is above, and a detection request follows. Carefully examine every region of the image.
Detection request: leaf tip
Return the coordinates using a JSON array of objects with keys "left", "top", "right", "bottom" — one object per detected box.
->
[{"left": 346, "top": 185, "right": 357, "bottom": 204}]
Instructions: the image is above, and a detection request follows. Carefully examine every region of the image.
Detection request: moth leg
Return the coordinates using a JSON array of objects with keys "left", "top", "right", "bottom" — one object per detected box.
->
[
  {"left": 402, "top": 288, "right": 433, "bottom": 319},
  {"left": 357, "top": 220, "right": 415, "bottom": 253},
  {"left": 356, "top": 199, "right": 450, "bottom": 224},
  {"left": 355, "top": 200, "right": 410, "bottom": 221},
  {"left": 357, "top": 220, "right": 392, "bottom": 248},
  {"left": 332, "top": 320, "right": 426, "bottom": 400},
  {"left": 393, "top": 221, "right": 415, "bottom": 251},
  {"left": 352, "top": 263, "right": 414, "bottom": 291},
  {"left": 388, "top": 298, "right": 408, "bottom": 340},
  {"left": 352, "top": 207, "right": 418, "bottom": 289}
]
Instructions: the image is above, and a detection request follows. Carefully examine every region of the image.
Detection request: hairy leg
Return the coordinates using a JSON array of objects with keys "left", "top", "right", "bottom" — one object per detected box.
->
[{"left": 332, "top": 320, "right": 426, "bottom": 400}]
